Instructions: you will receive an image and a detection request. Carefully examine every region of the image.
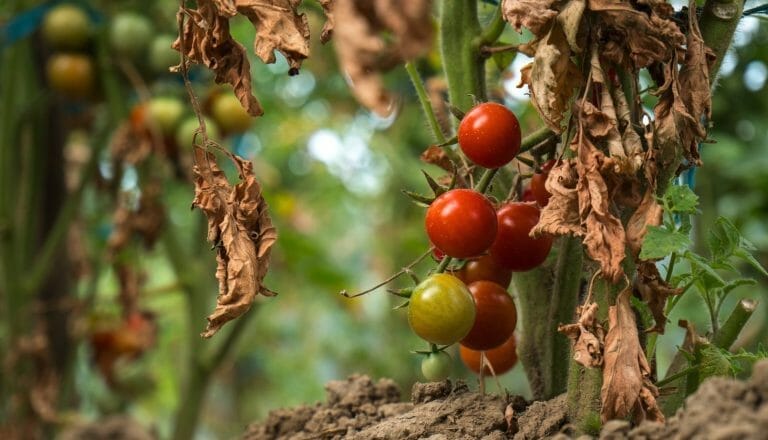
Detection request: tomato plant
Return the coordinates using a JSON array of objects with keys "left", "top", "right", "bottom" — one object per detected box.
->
[
  {"left": 45, "top": 53, "right": 95, "bottom": 99},
  {"left": 460, "top": 335, "right": 518, "bottom": 375},
  {"left": 530, "top": 159, "right": 556, "bottom": 207},
  {"left": 460, "top": 281, "right": 517, "bottom": 350},
  {"left": 421, "top": 351, "right": 452, "bottom": 382},
  {"left": 454, "top": 254, "right": 512, "bottom": 288},
  {"left": 425, "top": 189, "right": 497, "bottom": 259},
  {"left": 490, "top": 202, "right": 553, "bottom": 271},
  {"left": 457, "top": 102, "right": 521, "bottom": 169},
  {"left": 408, "top": 274, "right": 476, "bottom": 346},
  {"left": 212, "top": 93, "right": 253, "bottom": 134},
  {"left": 41, "top": 4, "right": 92, "bottom": 50}
]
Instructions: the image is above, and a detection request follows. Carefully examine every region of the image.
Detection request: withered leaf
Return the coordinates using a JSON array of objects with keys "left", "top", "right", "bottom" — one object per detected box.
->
[
  {"left": 192, "top": 147, "right": 277, "bottom": 338},
  {"left": 235, "top": 0, "right": 310, "bottom": 72},
  {"left": 501, "top": 0, "right": 558, "bottom": 36},
  {"left": 558, "top": 302, "right": 605, "bottom": 368},
  {"left": 518, "top": 24, "right": 582, "bottom": 133},
  {"left": 333, "top": 0, "right": 433, "bottom": 115},
  {"left": 532, "top": 160, "right": 582, "bottom": 237},
  {"left": 635, "top": 261, "right": 682, "bottom": 334},
  {"left": 575, "top": 133, "right": 626, "bottom": 283},
  {"left": 626, "top": 187, "right": 662, "bottom": 258},
  {"left": 107, "top": 182, "right": 165, "bottom": 256},
  {"left": 601, "top": 288, "right": 664, "bottom": 424}
]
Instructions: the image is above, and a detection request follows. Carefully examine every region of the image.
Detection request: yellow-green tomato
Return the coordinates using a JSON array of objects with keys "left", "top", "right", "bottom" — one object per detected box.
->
[
  {"left": 42, "top": 4, "right": 92, "bottom": 50},
  {"left": 147, "top": 97, "right": 184, "bottom": 136},
  {"left": 408, "top": 274, "right": 476, "bottom": 345},
  {"left": 175, "top": 116, "right": 220, "bottom": 148},
  {"left": 110, "top": 13, "right": 153, "bottom": 58},
  {"left": 149, "top": 34, "right": 179, "bottom": 73},
  {"left": 211, "top": 93, "right": 252, "bottom": 134},
  {"left": 421, "top": 351, "right": 452, "bottom": 382}
]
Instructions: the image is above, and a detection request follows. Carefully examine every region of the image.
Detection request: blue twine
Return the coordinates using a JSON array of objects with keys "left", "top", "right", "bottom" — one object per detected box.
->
[{"left": 1, "top": 1, "right": 104, "bottom": 50}]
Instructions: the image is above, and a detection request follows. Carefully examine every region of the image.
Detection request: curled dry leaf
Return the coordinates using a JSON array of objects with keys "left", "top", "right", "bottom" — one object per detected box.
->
[
  {"left": 501, "top": 0, "right": 558, "bottom": 36},
  {"left": 601, "top": 288, "right": 664, "bottom": 424},
  {"left": 107, "top": 182, "right": 166, "bottom": 256},
  {"left": 192, "top": 147, "right": 277, "bottom": 338},
  {"left": 626, "top": 188, "right": 663, "bottom": 258},
  {"left": 558, "top": 302, "right": 605, "bottom": 368},
  {"left": 333, "top": 0, "right": 433, "bottom": 115},
  {"left": 518, "top": 25, "right": 582, "bottom": 133},
  {"left": 635, "top": 261, "right": 682, "bottom": 334},
  {"left": 532, "top": 160, "right": 581, "bottom": 237}
]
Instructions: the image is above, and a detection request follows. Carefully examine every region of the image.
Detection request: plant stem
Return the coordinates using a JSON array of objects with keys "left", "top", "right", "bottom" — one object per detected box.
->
[
  {"left": 479, "top": 5, "right": 506, "bottom": 45},
  {"left": 440, "top": 0, "right": 485, "bottom": 112},
  {"left": 171, "top": 363, "right": 209, "bottom": 440},
  {"left": 515, "top": 236, "right": 583, "bottom": 399},
  {"left": 519, "top": 127, "right": 555, "bottom": 154},
  {"left": 712, "top": 299, "right": 757, "bottom": 350},
  {"left": 699, "top": 0, "right": 746, "bottom": 80},
  {"left": 405, "top": 62, "right": 447, "bottom": 144}
]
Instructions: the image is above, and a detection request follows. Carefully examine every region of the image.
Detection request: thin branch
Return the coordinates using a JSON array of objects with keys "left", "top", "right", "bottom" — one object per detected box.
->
[
  {"left": 340, "top": 248, "right": 433, "bottom": 298},
  {"left": 405, "top": 62, "right": 448, "bottom": 144}
]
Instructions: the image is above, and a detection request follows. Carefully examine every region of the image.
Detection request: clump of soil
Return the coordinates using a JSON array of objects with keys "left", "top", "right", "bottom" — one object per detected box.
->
[{"left": 244, "top": 360, "right": 768, "bottom": 440}]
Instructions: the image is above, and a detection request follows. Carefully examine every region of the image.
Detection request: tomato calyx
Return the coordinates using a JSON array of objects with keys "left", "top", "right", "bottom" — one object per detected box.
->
[
  {"left": 403, "top": 168, "right": 458, "bottom": 207},
  {"left": 411, "top": 343, "right": 452, "bottom": 356}
]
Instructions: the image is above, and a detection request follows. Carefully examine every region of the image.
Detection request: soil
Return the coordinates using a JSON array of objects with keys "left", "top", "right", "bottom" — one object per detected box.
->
[{"left": 244, "top": 360, "right": 768, "bottom": 440}]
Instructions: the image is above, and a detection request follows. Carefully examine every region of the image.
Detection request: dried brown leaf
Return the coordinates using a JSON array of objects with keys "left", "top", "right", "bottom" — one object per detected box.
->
[
  {"left": 316, "top": 0, "right": 335, "bottom": 43},
  {"left": 107, "top": 183, "right": 165, "bottom": 255},
  {"left": 635, "top": 261, "right": 682, "bottom": 334},
  {"left": 601, "top": 288, "right": 664, "bottom": 423},
  {"left": 420, "top": 145, "right": 454, "bottom": 173},
  {"left": 333, "top": 0, "right": 433, "bottom": 115},
  {"left": 518, "top": 25, "right": 582, "bottom": 133},
  {"left": 235, "top": 0, "right": 310, "bottom": 72},
  {"left": 558, "top": 302, "right": 605, "bottom": 368},
  {"left": 589, "top": 0, "right": 684, "bottom": 69},
  {"left": 626, "top": 188, "right": 662, "bottom": 258},
  {"left": 532, "top": 160, "right": 582, "bottom": 237},
  {"left": 574, "top": 133, "right": 626, "bottom": 283},
  {"left": 192, "top": 148, "right": 277, "bottom": 338},
  {"left": 557, "top": 0, "right": 586, "bottom": 52},
  {"left": 501, "top": 0, "right": 558, "bottom": 36},
  {"left": 174, "top": 1, "right": 263, "bottom": 116}
]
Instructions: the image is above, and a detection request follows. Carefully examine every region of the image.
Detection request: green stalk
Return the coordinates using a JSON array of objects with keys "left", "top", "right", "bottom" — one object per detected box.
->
[
  {"left": 712, "top": 299, "right": 757, "bottom": 350},
  {"left": 699, "top": 0, "right": 746, "bottom": 80},
  {"left": 440, "top": 0, "right": 485, "bottom": 112},
  {"left": 515, "top": 236, "right": 583, "bottom": 399},
  {"left": 405, "top": 62, "right": 447, "bottom": 144}
]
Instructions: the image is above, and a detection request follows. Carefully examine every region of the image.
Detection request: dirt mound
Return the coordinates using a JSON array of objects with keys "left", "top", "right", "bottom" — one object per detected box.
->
[{"left": 244, "top": 360, "right": 768, "bottom": 440}]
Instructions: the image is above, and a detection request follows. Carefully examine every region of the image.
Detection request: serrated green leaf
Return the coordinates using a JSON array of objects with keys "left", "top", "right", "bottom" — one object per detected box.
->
[
  {"left": 639, "top": 226, "right": 691, "bottom": 260},
  {"left": 492, "top": 50, "right": 516, "bottom": 71},
  {"left": 733, "top": 248, "right": 768, "bottom": 278},
  {"left": 721, "top": 278, "right": 757, "bottom": 295},
  {"left": 662, "top": 185, "right": 700, "bottom": 214},
  {"left": 708, "top": 217, "right": 740, "bottom": 260},
  {"left": 698, "top": 345, "right": 735, "bottom": 380},
  {"left": 684, "top": 251, "right": 727, "bottom": 286}
]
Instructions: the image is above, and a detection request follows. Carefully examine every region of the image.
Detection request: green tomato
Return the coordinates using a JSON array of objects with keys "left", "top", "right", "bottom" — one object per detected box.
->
[
  {"left": 147, "top": 97, "right": 184, "bottom": 136},
  {"left": 175, "top": 116, "right": 220, "bottom": 148},
  {"left": 408, "top": 274, "right": 476, "bottom": 345},
  {"left": 421, "top": 351, "right": 452, "bottom": 382},
  {"left": 42, "top": 4, "right": 92, "bottom": 50},
  {"left": 149, "top": 35, "right": 179, "bottom": 73},
  {"left": 110, "top": 13, "right": 153, "bottom": 58},
  {"left": 212, "top": 93, "right": 252, "bottom": 134}
]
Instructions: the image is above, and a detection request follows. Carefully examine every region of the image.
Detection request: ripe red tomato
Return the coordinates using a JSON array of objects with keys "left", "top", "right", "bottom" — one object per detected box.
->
[
  {"left": 460, "top": 334, "right": 518, "bottom": 375},
  {"left": 455, "top": 254, "right": 512, "bottom": 288},
  {"left": 408, "top": 274, "right": 476, "bottom": 345},
  {"left": 489, "top": 202, "right": 553, "bottom": 271},
  {"left": 41, "top": 4, "right": 92, "bottom": 50},
  {"left": 457, "top": 102, "right": 521, "bottom": 169},
  {"left": 521, "top": 187, "right": 536, "bottom": 203},
  {"left": 425, "top": 189, "right": 497, "bottom": 259},
  {"left": 46, "top": 53, "right": 95, "bottom": 99},
  {"left": 460, "top": 281, "right": 517, "bottom": 350},
  {"left": 530, "top": 159, "right": 556, "bottom": 207}
]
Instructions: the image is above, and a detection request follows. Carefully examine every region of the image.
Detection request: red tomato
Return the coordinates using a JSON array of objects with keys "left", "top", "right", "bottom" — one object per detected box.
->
[
  {"left": 457, "top": 102, "right": 521, "bottom": 169},
  {"left": 455, "top": 254, "right": 512, "bottom": 288},
  {"left": 460, "top": 281, "right": 517, "bottom": 350},
  {"left": 521, "top": 187, "right": 536, "bottom": 203},
  {"left": 460, "top": 334, "right": 518, "bottom": 375},
  {"left": 530, "top": 159, "right": 556, "bottom": 207},
  {"left": 489, "top": 202, "right": 553, "bottom": 271},
  {"left": 425, "top": 189, "right": 497, "bottom": 259}
]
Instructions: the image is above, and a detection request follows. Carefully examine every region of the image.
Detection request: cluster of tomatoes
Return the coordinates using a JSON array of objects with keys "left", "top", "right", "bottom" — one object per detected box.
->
[{"left": 406, "top": 103, "right": 554, "bottom": 381}]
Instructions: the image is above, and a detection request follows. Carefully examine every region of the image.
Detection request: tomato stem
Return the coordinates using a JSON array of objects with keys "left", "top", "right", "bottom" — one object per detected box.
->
[{"left": 405, "top": 62, "right": 448, "bottom": 145}]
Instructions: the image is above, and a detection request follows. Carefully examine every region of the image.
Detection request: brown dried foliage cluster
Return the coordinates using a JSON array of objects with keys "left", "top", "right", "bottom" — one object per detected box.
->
[
  {"left": 191, "top": 148, "right": 277, "bottom": 338},
  {"left": 506, "top": 0, "right": 713, "bottom": 424},
  {"left": 173, "top": 0, "right": 433, "bottom": 116}
]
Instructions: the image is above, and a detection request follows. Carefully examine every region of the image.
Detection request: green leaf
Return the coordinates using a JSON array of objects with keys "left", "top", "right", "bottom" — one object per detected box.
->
[
  {"left": 733, "top": 248, "right": 768, "bottom": 278},
  {"left": 639, "top": 226, "right": 691, "bottom": 260},
  {"left": 708, "top": 217, "right": 741, "bottom": 260},
  {"left": 721, "top": 278, "right": 757, "bottom": 295},
  {"left": 492, "top": 50, "right": 516, "bottom": 71},
  {"left": 662, "top": 185, "right": 700, "bottom": 214},
  {"left": 698, "top": 345, "right": 735, "bottom": 380},
  {"left": 684, "top": 251, "right": 726, "bottom": 287}
]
